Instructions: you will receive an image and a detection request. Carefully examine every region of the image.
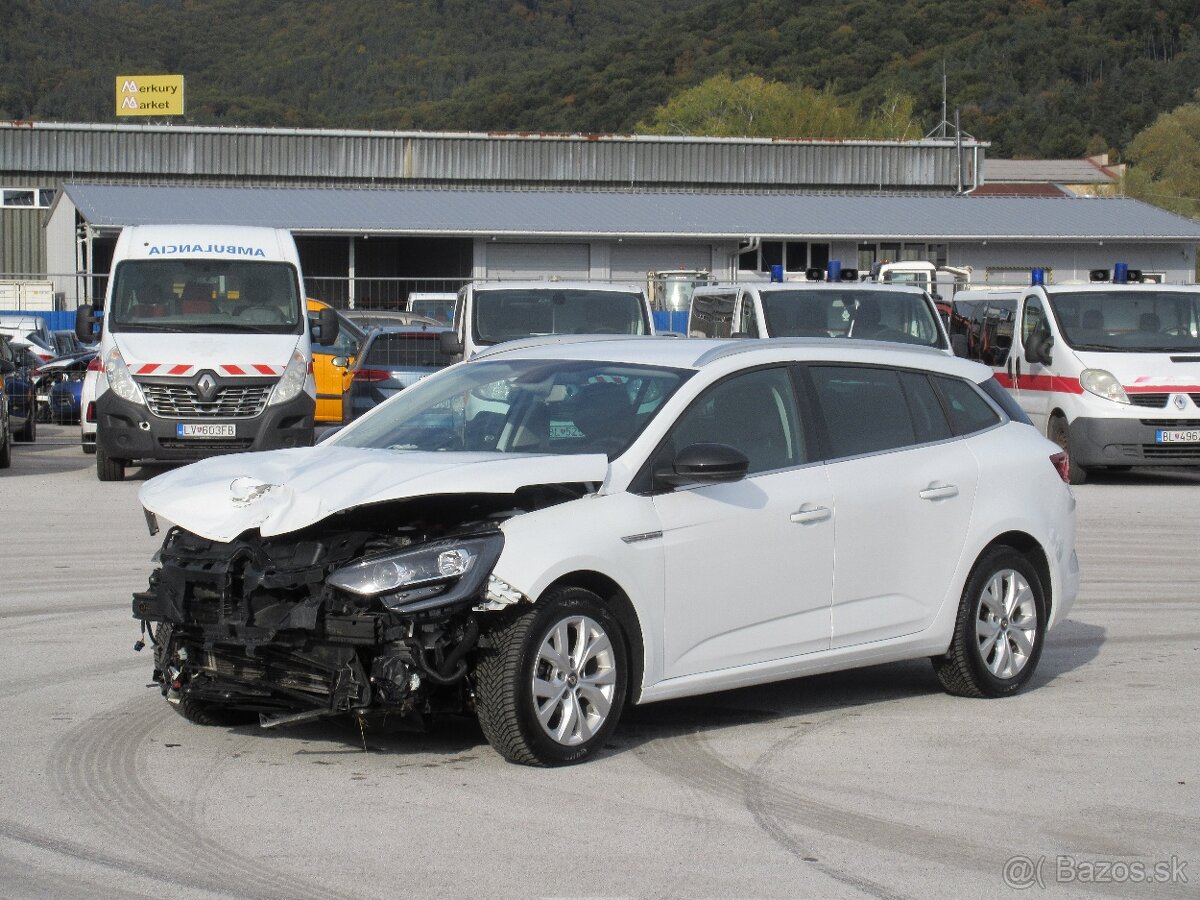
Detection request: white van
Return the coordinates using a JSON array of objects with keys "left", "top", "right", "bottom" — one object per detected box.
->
[
  {"left": 442, "top": 280, "right": 655, "bottom": 360},
  {"left": 76, "top": 224, "right": 338, "bottom": 481},
  {"left": 951, "top": 268, "right": 1200, "bottom": 482},
  {"left": 688, "top": 280, "right": 958, "bottom": 354}
]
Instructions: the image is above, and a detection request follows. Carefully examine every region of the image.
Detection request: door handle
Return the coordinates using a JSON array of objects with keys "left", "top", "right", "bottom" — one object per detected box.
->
[
  {"left": 790, "top": 504, "right": 832, "bottom": 524},
  {"left": 919, "top": 482, "right": 959, "bottom": 501}
]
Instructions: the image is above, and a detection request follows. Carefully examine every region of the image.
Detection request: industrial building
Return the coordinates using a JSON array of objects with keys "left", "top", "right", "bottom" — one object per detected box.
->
[{"left": 2, "top": 121, "right": 1198, "bottom": 311}]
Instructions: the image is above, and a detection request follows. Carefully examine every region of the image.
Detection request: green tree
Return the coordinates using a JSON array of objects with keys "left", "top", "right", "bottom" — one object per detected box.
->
[
  {"left": 635, "top": 74, "right": 919, "bottom": 140},
  {"left": 1124, "top": 97, "right": 1200, "bottom": 219}
]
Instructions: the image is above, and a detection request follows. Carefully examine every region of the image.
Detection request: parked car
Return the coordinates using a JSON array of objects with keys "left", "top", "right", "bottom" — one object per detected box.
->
[
  {"left": 0, "top": 340, "right": 13, "bottom": 469},
  {"left": 0, "top": 316, "right": 56, "bottom": 364},
  {"left": 348, "top": 324, "right": 455, "bottom": 420},
  {"left": 45, "top": 351, "right": 96, "bottom": 424},
  {"left": 79, "top": 353, "right": 102, "bottom": 454},
  {"left": 307, "top": 299, "right": 366, "bottom": 425},
  {"left": 0, "top": 337, "right": 36, "bottom": 442},
  {"left": 133, "top": 336, "right": 1079, "bottom": 766},
  {"left": 342, "top": 308, "right": 442, "bottom": 330},
  {"left": 31, "top": 348, "right": 95, "bottom": 422}
]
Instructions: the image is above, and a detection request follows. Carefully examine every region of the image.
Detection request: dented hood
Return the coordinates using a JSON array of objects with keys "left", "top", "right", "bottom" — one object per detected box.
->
[{"left": 138, "top": 447, "right": 610, "bottom": 543}]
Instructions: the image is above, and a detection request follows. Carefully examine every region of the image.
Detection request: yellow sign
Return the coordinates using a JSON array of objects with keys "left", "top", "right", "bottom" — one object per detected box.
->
[{"left": 115, "top": 75, "right": 185, "bottom": 117}]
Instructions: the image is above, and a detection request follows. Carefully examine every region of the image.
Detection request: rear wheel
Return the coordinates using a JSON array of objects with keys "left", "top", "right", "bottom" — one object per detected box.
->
[
  {"left": 16, "top": 413, "right": 35, "bottom": 443},
  {"left": 0, "top": 426, "right": 11, "bottom": 469},
  {"left": 475, "top": 586, "right": 628, "bottom": 766},
  {"left": 934, "top": 547, "right": 1047, "bottom": 698},
  {"left": 1048, "top": 415, "right": 1086, "bottom": 484},
  {"left": 96, "top": 446, "right": 126, "bottom": 481}
]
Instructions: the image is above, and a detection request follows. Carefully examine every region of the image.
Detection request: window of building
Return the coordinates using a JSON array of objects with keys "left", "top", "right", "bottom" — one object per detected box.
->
[
  {"left": 2, "top": 188, "right": 54, "bottom": 209},
  {"left": 739, "top": 241, "right": 831, "bottom": 274}
]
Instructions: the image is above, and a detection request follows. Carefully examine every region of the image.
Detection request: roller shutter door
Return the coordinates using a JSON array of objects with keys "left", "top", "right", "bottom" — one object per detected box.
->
[
  {"left": 485, "top": 242, "right": 589, "bottom": 280},
  {"left": 610, "top": 243, "right": 712, "bottom": 281}
]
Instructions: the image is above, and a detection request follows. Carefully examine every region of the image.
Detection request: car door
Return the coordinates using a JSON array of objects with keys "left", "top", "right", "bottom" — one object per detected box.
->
[
  {"left": 1013, "top": 294, "right": 1054, "bottom": 433},
  {"left": 651, "top": 366, "right": 835, "bottom": 679},
  {"left": 803, "top": 364, "right": 979, "bottom": 648}
]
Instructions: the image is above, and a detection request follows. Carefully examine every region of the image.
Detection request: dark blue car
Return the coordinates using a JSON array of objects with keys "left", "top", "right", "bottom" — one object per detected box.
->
[{"left": 0, "top": 337, "right": 36, "bottom": 443}]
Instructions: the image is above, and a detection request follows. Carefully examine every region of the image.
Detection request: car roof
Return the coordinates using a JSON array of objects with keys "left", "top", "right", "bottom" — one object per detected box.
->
[
  {"left": 478, "top": 335, "right": 990, "bottom": 380},
  {"left": 697, "top": 282, "right": 927, "bottom": 295},
  {"left": 469, "top": 281, "right": 645, "bottom": 294}
]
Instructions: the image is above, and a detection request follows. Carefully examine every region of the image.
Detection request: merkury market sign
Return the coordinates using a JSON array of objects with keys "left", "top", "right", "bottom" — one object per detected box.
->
[{"left": 115, "top": 75, "right": 185, "bottom": 117}]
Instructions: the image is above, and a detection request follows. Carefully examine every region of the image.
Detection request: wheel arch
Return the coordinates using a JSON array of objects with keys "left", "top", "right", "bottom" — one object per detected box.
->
[
  {"left": 977, "top": 531, "right": 1053, "bottom": 620},
  {"left": 541, "top": 569, "right": 646, "bottom": 704}
]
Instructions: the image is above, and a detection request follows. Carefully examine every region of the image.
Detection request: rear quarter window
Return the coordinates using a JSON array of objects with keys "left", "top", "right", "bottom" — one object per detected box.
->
[
  {"left": 978, "top": 375, "right": 1033, "bottom": 426},
  {"left": 933, "top": 376, "right": 1003, "bottom": 435}
]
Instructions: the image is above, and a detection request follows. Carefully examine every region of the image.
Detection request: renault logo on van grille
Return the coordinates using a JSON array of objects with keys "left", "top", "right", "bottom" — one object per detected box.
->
[
  {"left": 1174, "top": 394, "right": 1187, "bottom": 410},
  {"left": 196, "top": 372, "right": 218, "bottom": 401}
]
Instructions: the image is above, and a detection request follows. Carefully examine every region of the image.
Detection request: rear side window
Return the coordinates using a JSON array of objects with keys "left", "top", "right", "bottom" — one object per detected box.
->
[
  {"left": 898, "top": 371, "right": 953, "bottom": 443},
  {"left": 365, "top": 332, "right": 453, "bottom": 368},
  {"left": 933, "top": 376, "right": 1002, "bottom": 435},
  {"left": 979, "top": 376, "right": 1033, "bottom": 426},
  {"left": 809, "top": 366, "right": 916, "bottom": 457}
]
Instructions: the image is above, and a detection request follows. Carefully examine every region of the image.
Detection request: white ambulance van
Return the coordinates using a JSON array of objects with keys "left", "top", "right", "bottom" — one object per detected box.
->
[
  {"left": 951, "top": 266, "right": 1200, "bottom": 483},
  {"left": 688, "top": 267, "right": 959, "bottom": 355},
  {"left": 440, "top": 280, "right": 655, "bottom": 360},
  {"left": 76, "top": 225, "right": 338, "bottom": 481}
]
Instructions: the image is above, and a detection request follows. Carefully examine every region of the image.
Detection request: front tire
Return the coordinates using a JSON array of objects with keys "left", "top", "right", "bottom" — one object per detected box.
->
[
  {"left": 0, "top": 427, "right": 10, "bottom": 469},
  {"left": 17, "top": 412, "right": 35, "bottom": 443},
  {"left": 475, "top": 586, "right": 628, "bottom": 766},
  {"left": 96, "top": 446, "right": 126, "bottom": 481},
  {"left": 934, "top": 547, "right": 1047, "bottom": 698}
]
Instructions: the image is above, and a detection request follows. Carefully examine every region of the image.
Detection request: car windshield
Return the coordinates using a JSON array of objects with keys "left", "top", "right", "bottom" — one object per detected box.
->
[
  {"left": 363, "top": 331, "right": 455, "bottom": 369},
  {"left": 761, "top": 289, "right": 944, "bottom": 348},
  {"left": 331, "top": 358, "right": 691, "bottom": 458},
  {"left": 1050, "top": 290, "right": 1200, "bottom": 352},
  {"left": 109, "top": 260, "right": 303, "bottom": 334},
  {"left": 472, "top": 289, "right": 648, "bottom": 345}
]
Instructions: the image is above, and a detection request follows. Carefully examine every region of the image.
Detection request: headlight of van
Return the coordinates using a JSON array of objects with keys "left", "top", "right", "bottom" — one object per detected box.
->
[
  {"left": 1079, "top": 369, "right": 1130, "bottom": 405},
  {"left": 327, "top": 533, "right": 504, "bottom": 613},
  {"left": 269, "top": 349, "right": 308, "bottom": 406},
  {"left": 104, "top": 348, "right": 145, "bottom": 406}
]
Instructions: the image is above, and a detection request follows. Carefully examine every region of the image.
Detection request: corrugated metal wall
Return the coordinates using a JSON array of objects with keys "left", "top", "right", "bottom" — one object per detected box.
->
[
  {"left": 1, "top": 123, "right": 977, "bottom": 191},
  {"left": 1, "top": 209, "right": 47, "bottom": 274}
]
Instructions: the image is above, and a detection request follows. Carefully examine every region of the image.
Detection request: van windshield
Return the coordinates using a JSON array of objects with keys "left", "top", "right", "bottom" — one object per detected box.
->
[
  {"left": 761, "top": 289, "right": 945, "bottom": 348},
  {"left": 1051, "top": 290, "right": 1200, "bottom": 352},
  {"left": 108, "top": 260, "right": 303, "bottom": 334},
  {"left": 472, "top": 288, "right": 648, "bottom": 345}
]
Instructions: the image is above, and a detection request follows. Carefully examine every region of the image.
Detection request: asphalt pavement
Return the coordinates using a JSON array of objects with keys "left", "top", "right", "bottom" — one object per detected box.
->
[{"left": 0, "top": 426, "right": 1196, "bottom": 899}]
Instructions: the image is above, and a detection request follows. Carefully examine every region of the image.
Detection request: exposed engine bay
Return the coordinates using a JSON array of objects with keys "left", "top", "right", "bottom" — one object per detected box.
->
[{"left": 132, "top": 484, "right": 590, "bottom": 729}]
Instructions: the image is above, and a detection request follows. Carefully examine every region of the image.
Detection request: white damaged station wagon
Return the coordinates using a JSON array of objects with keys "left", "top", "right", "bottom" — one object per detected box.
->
[{"left": 133, "top": 336, "right": 1079, "bottom": 765}]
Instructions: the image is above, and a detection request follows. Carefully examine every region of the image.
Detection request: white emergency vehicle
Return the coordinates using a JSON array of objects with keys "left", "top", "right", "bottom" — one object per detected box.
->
[
  {"left": 441, "top": 280, "right": 655, "bottom": 360},
  {"left": 688, "top": 265, "right": 958, "bottom": 354},
  {"left": 951, "top": 266, "right": 1200, "bottom": 482},
  {"left": 76, "top": 225, "right": 338, "bottom": 481}
]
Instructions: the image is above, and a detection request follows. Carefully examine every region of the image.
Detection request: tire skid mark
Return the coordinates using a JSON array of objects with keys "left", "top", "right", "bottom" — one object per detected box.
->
[
  {"left": 643, "top": 722, "right": 907, "bottom": 899},
  {"left": 0, "top": 819, "right": 223, "bottom": 899},
  {"left": 0, "top": 659, "right": 146, "bottom": 702},
  {"left": 48, "top": 697, "right": 361, "bottom": 900}
]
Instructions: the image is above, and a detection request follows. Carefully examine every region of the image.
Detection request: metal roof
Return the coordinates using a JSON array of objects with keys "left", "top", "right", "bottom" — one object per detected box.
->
[
  {"left": 62, "top": 182, "right": 1200, "bottom": 242},
  {"left": 3, "top": 121, "right": 980, "bottom": 191},
  {"left": 983, "top": 158, "right": 1116, "bottom": 184}
]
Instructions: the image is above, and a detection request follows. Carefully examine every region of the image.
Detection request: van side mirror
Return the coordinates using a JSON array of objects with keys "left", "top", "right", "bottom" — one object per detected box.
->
[
  {"left": 438, "top": 330, "right": 463, "bottom": 356},
  {"left": 1025, "top": 332, "right": 1053, "bottom": 366},
  {"left": 312, "top": 307, "right": 340, "bottom": 346},
  {"left": 75, "top": 304, "right": 100, "bottom": 343},
  {"left": 950, "top": 334, "right": 969, "bottom": 358}
]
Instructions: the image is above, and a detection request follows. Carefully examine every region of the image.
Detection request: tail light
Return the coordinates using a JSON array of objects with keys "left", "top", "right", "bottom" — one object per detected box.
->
[
  {"left": 86, "top": 401, "right": 96, "bottom": 423},
  {"left": 87, "top": 355, "right": 103, "bottom": 372},
  {"left": 1049, "top": 451, "right": 1071, "bottom": 483},
  {"left": 352, "top": 368, "right": 389, "bottom": 383}
]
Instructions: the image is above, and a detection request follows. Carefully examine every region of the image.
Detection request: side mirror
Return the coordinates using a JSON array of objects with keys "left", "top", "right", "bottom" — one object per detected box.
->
[
  {"left": 656, "top": 442, "right": 750, "bottom": 488},
  {"left": 438, "top": 330, "right": 463, "bottom": 356},
  {"left": 1025, "top": 333, "right": 1053, "bottom": 366},
  {"left": 75, "top": 304, "right": 100, "bottom": 343},
  {"left": 312, "top": 307, "right": 340, "bottom": 346},
  {"left": 950, "top": 334, "right": 969, "bottom": 358}
]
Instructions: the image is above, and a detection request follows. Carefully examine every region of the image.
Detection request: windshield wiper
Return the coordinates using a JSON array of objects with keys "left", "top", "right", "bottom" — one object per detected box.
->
[
  {"left": 112, "top": 322, "right": 187, "bottom": 333},
  {"left": 183, "top": 322, "right": 285, "bottom": 333}
]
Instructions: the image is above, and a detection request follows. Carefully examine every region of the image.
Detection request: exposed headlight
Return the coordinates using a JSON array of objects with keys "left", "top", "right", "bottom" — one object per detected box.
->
[
  {"left": 327, "top": 533, "right": 504, "bottom": 612},
  {"left": 1079, "top": 369, "right": 1130, "bottom": 405},
  {"left": 104, "top": 347, "right": 145, "bottom": 406},
  {"left": 269, "top": 348, "right": 309, "bottom": 406}
]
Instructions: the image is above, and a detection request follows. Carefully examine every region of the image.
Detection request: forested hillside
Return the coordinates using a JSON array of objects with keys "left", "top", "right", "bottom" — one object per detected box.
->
[{"left": 1, "top": 0, "right": 1197, "bottom": 159}]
